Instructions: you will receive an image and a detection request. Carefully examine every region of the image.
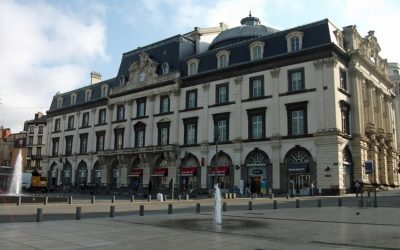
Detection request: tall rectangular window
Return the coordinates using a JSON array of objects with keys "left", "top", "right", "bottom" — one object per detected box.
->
[
  {"left": 213, "top": 113, "right": 229, "bottom": 142},
  {"left": 157, "top": 122, "right": 170, "bottom": 146},
  {"left": 37, "top": 136, "right": 42, "bottom": 145},
  {"left": 160, "top": 95, "right": 170, "bottom": 113},
  {"left": 38, "top": 126, "right": 43, "bottom": 134},
  {"left": 117, "top": 105, "right": 125, "bottom": 121},
  {"left": 67, "top": 115, "right": 74, "bottom": 129},
  {"left": 114, "top": 129, "right": 124, "bottom": 150},
  {"left": 247, "top": 108, "right": 266, "bottom": 139},
  {"left": 98, "top": 108, "right": 106, "bottom": 124},
  {"left": 186, "top": 89, "right": 197, "bottom": 109},
  {"left": 286, "top": 101, "right": 308, "bottom": 136},
  {"left": 54, "top": 118, "right": 61, "bottom": 132},
  {"left": 250, "top": 76, "right": 264, "bottom": 98},
  {"left": 137, "top": 98, "right": 146, "bottom": 117},
  {"left": 291, "top": 37, "right": 300, "bottom": 51},
  {"left": 65, "top": 136, "right": 73, "bottom": 156},
  {"left": 340, "top": 102, "right": 351, "bottom": 135},
  {"left": 288, "top": 68, "right": 305, "bottom": 92},
  {"left": 29, "top": 126, "right": 34, "bottom": 134},
  {"left": 96, "top": 131, "right": 105, "bottom": 152},
  {"left": 36, "top": 147, "right": 42, "bottom": 157},
  {"left": 28, "top": 136, "right": 33, "bottom": 145},
  {"left": 52, "top": 138, "right": 59, "bottom": 157},
  {"left": 183, "top": 117, "right": 198, "bottom": 145},
  {"left": 216, "top": 83, "right": 228, "bottom": 104},
  {"left": 134, "top": 124, "right": 146, "bottom": 148},
  {"left": 82, "top": 112, "right": 89, "bottom": 127},
  {"left": 340, "top": 68, "right": 348, "bottom": 91},
  {"left": 79, "top": 134, "right": 88, "bottom": 154},
  {"left": 252, "top": 46, "right": 262, "bottom": 60}
]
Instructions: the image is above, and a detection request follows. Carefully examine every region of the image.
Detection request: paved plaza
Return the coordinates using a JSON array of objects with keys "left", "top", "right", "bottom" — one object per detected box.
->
[{"left": 0, "top": 191, "right": 399, "bottom": 250}]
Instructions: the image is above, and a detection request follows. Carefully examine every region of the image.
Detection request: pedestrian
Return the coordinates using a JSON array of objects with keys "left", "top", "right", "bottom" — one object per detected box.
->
[
  {"left": 355, "top": 180, "right": 361, "bottom": 197},
  {"left": 310, "top": 181, "right": 315, "bottom": 196},
  {"left": 245, "top": 183, "right": 251, "bottom": 197},
  {"left": 148, "top": 180, "right": 153, "bottom": 197}
]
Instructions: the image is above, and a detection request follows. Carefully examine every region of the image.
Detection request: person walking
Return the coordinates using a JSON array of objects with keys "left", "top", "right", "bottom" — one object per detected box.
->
[{"left": 355, "top": 180, "right": 361, "bottom": 197}]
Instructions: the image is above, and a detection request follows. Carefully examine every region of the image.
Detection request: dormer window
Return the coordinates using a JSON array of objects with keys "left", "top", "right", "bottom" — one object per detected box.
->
[
  {"left": 217, "top": 50, "right": 230, "bottom": 69},
  {"left": 334, "top": 30, "right": 344, "bottom": 49},
  {"left": 286, "top": 31, "right": 304, "bottom": 52},
  {"left": 161, "top": 63, "right": 169, "bottom": 74},
  {"left": 249, "top": 41, "right": 264, "bottom": 60},
  {"left": 101, "top": 84, "right": 109, "bottom": 98},
  {"left": 187, "top": 59, "right": 199, "bottom": 76},
  {"left": 85, "top": 89, "right": 92, "bottom": 102},
  {"left": 71, "top": 93, "right": 77, "bottom": 105},
  {"left": 57, "top": 97, "right": 63, "bottom": 109}
]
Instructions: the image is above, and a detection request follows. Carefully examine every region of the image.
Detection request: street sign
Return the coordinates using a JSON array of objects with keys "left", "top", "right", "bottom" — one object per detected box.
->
[{"left": 364, "top": 160, "right": 374, "bottom": 175}]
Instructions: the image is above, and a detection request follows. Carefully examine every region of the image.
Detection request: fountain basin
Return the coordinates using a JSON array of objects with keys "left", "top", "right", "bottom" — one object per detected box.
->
[{"left": 0, "top": 194, "right": 68, "bottom": 204}]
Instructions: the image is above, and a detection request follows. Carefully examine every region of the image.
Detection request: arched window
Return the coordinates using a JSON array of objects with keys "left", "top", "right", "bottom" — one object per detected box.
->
[
  {"left": 161, "top": 63, "right": 169, "bottom": 74},
  {"left": 216, "top": 50, "right": 230, "bottom": 69},
  {"left": 249, "top": 41, "right": 264, "bottom": 61},
  {"left": 285, "top": 31, "right": 304, "bottom": 52}
]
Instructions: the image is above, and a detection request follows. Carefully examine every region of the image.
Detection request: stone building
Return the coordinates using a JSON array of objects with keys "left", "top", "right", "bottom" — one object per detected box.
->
[
  {"left": 24, "top": 112, "right": 47, "bottom": 173},
  {"left": 44, "top": 15, "right": 399, "bottom": 195}
]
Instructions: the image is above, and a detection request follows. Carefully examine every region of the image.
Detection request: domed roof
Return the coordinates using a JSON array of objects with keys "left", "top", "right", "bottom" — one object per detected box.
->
[{"left": 209, "top": 14, "right": 279, "bottom": 50}]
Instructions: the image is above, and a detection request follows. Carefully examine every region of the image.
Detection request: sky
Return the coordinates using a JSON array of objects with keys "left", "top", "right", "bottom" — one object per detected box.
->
[{"left": 1, "top": 0, "right": 400, "bottom": 133}]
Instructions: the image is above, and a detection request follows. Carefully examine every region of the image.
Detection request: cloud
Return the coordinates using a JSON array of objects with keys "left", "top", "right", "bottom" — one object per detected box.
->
[{"left": 0, "top": 0, "right": 108, "bottom": 132}]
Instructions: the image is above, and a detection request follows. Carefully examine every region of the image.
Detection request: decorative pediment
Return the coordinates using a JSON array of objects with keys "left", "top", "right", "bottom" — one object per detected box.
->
[{"left": 127, "top": 52, "right": 159, "bottom": 88}]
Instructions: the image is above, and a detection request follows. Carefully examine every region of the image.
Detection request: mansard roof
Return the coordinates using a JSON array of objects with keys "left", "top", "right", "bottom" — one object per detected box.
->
[{"left": 180, "top": 19, "right": 333, "bottom": 77}]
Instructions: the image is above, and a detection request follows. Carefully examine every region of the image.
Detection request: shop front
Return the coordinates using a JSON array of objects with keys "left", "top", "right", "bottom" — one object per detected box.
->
[
  {"left": 180, "top": 167, "right": 197, "bottom": 192},
  {"left": 247, "top": 166, "right": 268, "bottom": 195},
  {"left": 209, "top": 166, "right": 230, "bottom": 190},
  {"left": 288, "top": 162, "right": 310, "bottom": 196},
  {"left": 151, "top": 167, "right": 168, "bottom": 192},
  {"left": 129, "top": 168, "right": 143, "bottom": 192}
]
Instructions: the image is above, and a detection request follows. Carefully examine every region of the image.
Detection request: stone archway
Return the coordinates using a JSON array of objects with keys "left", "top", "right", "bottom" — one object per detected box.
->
[
  {"left": 48, "top": 162, "right": 59, "bottom": 188},
  {"left": 76, "top": 160, "right": 88, "bottom": 186},
  {"left": 179, "top": 153, "right": 200, "bottom": 193},
  {"left": 342, "top": 146, "right": 353, "bottom": 193},
  {"left": 282, "top": 147, "right": 314, "bottom": 196},
  {"left": 209, "top": 151, "right": 233, "bottom": 190},
  {"left": 62, "top": 161, "right": 72, "bottom": 190},
  {"left": 244, "top": 148, "right": 271, "bottom": 195}
]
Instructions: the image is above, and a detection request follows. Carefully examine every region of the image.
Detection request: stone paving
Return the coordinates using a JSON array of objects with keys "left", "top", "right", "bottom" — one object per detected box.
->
[{"left": 0, "top": 191, "right": 399, "bottom": 250}]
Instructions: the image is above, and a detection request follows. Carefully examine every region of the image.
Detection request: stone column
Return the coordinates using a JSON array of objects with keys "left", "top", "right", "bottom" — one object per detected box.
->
[
  {"left": 105, "top": 104, "right": 114, "bottom": 150},
  {"left": 233, "top": 76, "right": 243, "bottom": 140},
  {"left": 125, "top": 101, "right": 133, "bottom": 148},
  {"left": 270, "top": 138, "right": 281, "bottom": 189},
  {"left": 202, "top": 83, "right": 210, "bottom": 142},
  {"left": 270, "top": 68, "right": 280, "bottom": 135},
  {"left": 90, "top": 108, "right": 97, "bottom": 152},
  {"left": 366, "top": 81, "right": 376, "bottom": 126},
  {"left": 349, "top": 69, "right": 365, "bottom": 135},
  {"left": 171, "top": 89, "right": 180, "bottom": 144},
  {"left": 147, "top": 95, "right": 155, "bottom": 146}
]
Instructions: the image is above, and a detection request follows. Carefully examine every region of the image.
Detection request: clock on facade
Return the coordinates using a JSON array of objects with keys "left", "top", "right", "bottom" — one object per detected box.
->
[{"left": 138, "top": 72, "right": 146, "bottom": 82}]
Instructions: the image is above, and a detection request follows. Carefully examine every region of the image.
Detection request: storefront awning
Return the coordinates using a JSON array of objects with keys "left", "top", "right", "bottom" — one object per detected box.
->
[
  {"left": 152, "top": 168, "right": 168, "bottom": 176},
  {"left": 209, "top": 166, "right": 229, "bottom": 176},
  {"left": 128, "top": 168, "right": 143, "bottom": 177},
  {"left": 180, "top": 167, "right": 197, "bottom": 176}
]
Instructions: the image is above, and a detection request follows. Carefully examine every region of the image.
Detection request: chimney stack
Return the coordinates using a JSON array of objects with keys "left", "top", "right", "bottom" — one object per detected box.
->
[{"left": 90, "top": 71, "right": 102, "bottom": 84}]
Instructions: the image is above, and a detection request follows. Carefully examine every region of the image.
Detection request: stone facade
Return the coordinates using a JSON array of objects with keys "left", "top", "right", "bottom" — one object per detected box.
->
[{"left": 43, "top": 17, "right": 399, "bottom": 195}]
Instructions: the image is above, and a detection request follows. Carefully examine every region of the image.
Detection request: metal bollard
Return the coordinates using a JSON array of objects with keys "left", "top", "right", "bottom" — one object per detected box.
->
[
  {"left": 131, "top": 195, "right": 134, "bottom": 202},
  {"left": 317, "top": 199, "right": 322, "bottom": 207},
  {"left": 148, "top": 195, "right": 151, "bottom": 202},
  {"left": 223, "top": 202, "right": 227, "bottom": 212},
  {"left": 273, "top": 200, "right": 277, "bottom": 209},
  {"left": 178, "top": 195, "right": 181, "bottom": 201},
  {"left": 110, "top": 206, "right": 115, "bottom": 217},
  {"left": 286, "top": 194, "right": 289, "bottom": 199},
  {"left": 196, "top": 203, "right": 200, "bottom": 213},
  {"left": 270, "top": 193, "right": 274, "bottom": 199},
  {"left": 186, "top": 194, "right": 189, "bottom": 201},
  {"left": 248, "top": 201, "right": 253, "bottom": 210},
  {"left": 44, "top": 196, "right": 48, "bottom": 205},
  {"left": 17, "top": 196, "right": 22, "bottom": 206},
  {"left": 91, "top": 195, "right": 95, "bottom": 204},
  {"left": 76, "top": 207, "right": 81, "bottom": 220},
  {"left": 68, "top": 196, "right": 72, "bottom": 205},
  {"left": 366, "top": 199, "right": 371, "bottom": 207},
  {"left": 36, "top": 208, "right": 43, "bottom": 222},
  {"left": 112, "top": 195, "right": 115, "bottom": 203},
  {"left": 139, "top": 205, "right": 144, "bottom": 216},
  {"left": 224, "top": 193, "right": 228, "bottom": 199},
  {"left": 233, "top": 193, "right": 236, "bottom": 199},
  {"left": 338, "top": 198, "right": 342, "bottom": 207},
  {"left": 296, "top": 199, "right": 300, "bottom": 208},
  {"left": 168, "top": 204, "right": 172, "bottom": 214}
]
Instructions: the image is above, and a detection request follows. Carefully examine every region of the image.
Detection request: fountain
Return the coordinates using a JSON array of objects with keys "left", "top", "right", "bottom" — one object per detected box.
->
[
  {"left": 8, "top": 149, "right": 23, "bottom": 195},
  {"left": 214, "top": 183, "right": 222, "bottom": 225}
]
